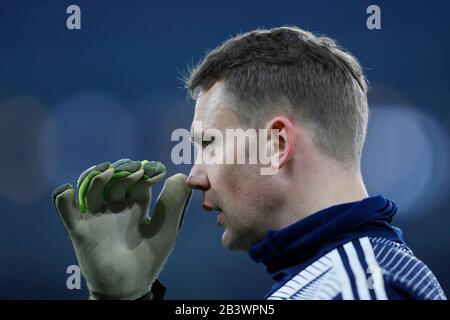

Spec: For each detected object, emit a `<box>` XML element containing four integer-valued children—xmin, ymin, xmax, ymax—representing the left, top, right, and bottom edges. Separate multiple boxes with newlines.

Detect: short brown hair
<box><xmin>185</xmin><ymin>26</ymin><xmax>369</xmax><ymax>169</ymax></box>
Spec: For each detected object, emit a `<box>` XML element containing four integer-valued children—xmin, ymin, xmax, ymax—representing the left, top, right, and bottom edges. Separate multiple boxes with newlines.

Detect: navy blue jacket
<box><xmin>248</xmin><ymin>195</ymin><xmax>447</xmax><ymax>300</ymax></box>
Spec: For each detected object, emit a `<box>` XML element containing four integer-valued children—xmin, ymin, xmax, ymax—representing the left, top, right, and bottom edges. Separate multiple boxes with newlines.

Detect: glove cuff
<box><xmin>88</xmin><ymin>279</ymin><xmax>166</xmax><ymax>300</ymax></box>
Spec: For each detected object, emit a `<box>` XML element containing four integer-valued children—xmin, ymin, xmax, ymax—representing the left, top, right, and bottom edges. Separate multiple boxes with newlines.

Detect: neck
<box><xmin>274</xmin><ymin>160</ymin><xmax>368</xmax><ymax>230</ymax></box>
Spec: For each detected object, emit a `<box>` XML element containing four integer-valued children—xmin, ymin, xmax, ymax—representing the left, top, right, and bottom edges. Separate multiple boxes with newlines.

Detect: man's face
<box><xmin>187</xmin><ymin>82</ymin><xmax>281</xmax><ymax>251</ymax></box>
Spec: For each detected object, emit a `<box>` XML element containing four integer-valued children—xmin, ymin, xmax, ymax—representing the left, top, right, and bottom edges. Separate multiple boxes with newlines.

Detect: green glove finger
<box><xmin>107</xmin><ymin>169</ymin><xmax>144</xmax><ymax>203</ymax></box>
<box><xmin>103</xmin><ymin>171</ymin><xmax>132</xmax><ymax>202</ymax></box>
<box><xmin>102</xmin><ymin>159</ymin><xmax>137</xmax><ymax>201</ymax></box>
<box><xmin>105</xmin><ymin>160</ymin><xmax>166</xmax><ymax>200</ymax></box>
<box><xmin>115</xmin><ymin>160</ymin><xmax>142</xmax><ymax>174</ymax></box>
<box><xmin>141</xmin><ymin>160</ymin><xmax>166</xmax><ymax>180</ymax></box>
<box><xmin>52</xmin><ymin>183</ymin><xmax>80</xmax><ymax>230</ymax></box>
<box><xmin>126</xmin><ymin>161</ymin><xmax>166</xmax><ymax>201</ymax></box>
<box><xmin>77</xmin><ymin>162</ymin><xmax>112</xmax><ymax>213</ymax></box>
<box><xmin>77</xmin><ymin>162</ymin><xmax>111</xmax><ymax>190</ymax></box>
<box><xmin>85</xmin><ymin>168</ymin><xmax>115</xmax><ymax>212</ymax></box>
<box><xmin>111</xmin><ymin>158</ymin><xmax>131</xmax><ymax>169</ymax></box>
<box><xmin>52</xmin><ymin>183</ymin><xmax>73</xmax><ymax>205</ymax></box>
<box><xmin>77</xmin><ymin>159</ymin><xmax>167</xmax><ymax>211</ymax></box>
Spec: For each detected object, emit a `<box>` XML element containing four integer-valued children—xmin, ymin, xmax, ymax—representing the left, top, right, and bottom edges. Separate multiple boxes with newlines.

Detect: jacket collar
<box><xmin>249</xmin><ymin>195</ymin><xmax>404</xmax><ymax>278</ymax></box>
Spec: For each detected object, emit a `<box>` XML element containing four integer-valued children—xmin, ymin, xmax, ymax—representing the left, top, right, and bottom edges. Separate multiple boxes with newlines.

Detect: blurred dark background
<box><xmin>0</xmin><ymin>0</ymin><xmax>449</xmax><ymax>299</ymax></box>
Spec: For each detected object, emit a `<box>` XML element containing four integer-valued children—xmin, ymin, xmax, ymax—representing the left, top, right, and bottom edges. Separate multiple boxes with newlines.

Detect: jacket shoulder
<box><xmin>368</xmin><ymin>237</ymin><xmax>446</xmax><ymax>300</ymax></box>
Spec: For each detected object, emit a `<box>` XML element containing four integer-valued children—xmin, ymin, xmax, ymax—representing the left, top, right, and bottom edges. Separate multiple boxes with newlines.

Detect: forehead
<box><xmin>192</xmin><ymin>82</ymin><xmax>240</xmax><ymax>130</ymax></box>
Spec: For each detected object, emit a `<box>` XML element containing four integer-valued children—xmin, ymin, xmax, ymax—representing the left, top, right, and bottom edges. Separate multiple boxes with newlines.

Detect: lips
<box><xmin>217</xmin><ymin>213</ymin><xmax>224</xmax><ymax>226</ymax></box>
<box><xmin>202</xmin><ymin>202</ymin><xmax>224</xmax><ymax>226</ymax></box>
<box><xmin>202</xmin><ymin>203</ymin><xmax>216</xmax><ymax>211</ymax></box>
<box><xmin>202</xmin><ymin>201</ymin><xmax>222</xmax><ymax>212</ymax></box>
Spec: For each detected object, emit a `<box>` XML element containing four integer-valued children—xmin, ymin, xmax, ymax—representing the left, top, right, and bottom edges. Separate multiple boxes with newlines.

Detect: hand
<box><xmin>52</xmin><ymin>159</ymin><xmax>191</xmax><ymax>299</ymax></box>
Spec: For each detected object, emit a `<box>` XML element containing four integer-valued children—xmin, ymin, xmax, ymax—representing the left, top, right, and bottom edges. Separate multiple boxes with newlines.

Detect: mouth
<box><xmin>202</xmin><ymin>203</ymin><xmax>224</xmax><ymax>226</ymax></box>
<box><xmin>216</xmin><ymin>212</ymin><xmax>224</xmax><ymax>226</ymax></box>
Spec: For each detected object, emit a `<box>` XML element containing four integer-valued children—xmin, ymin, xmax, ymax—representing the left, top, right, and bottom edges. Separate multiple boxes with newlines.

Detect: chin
<box><xmin>221</xmin><ymin>229</ymin><xmax>249</xmax><ymax>251</ymax></box>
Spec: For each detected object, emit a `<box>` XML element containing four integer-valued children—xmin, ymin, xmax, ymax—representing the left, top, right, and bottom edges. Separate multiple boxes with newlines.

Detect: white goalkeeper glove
<box><xmin>52</xmin><ymin>159</ymin><xmax>191</xmax><ymax>300</ymax></box>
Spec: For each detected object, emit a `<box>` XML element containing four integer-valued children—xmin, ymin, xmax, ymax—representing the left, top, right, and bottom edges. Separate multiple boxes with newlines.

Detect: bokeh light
<box><xmin>0</xmin><ymin>96</ymin><xmax>56</xmax><ymax>204</ymax></box>
<box><xmin>362</xmin><ymin>104</ymin><xmax>449</xmax><ymax>218</ymax></box>
<box><xmin>47</xmin><ymin>92</ymin><xmax>139</xmax><ymax>185</ymax></box>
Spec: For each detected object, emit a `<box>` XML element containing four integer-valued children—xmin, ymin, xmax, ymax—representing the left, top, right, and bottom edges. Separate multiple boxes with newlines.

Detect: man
<box><xmin>53</xmin><ymin>26</ymin><xmax>446</xmax><ymax>300</ymax></box>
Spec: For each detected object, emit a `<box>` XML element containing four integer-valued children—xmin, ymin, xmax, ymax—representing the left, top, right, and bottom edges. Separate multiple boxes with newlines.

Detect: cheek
<box><xmin>207</xmin><ymin>146</ymin><xmax>273</xmax><ymax>215</ymax></box>
<box><xmin>216</xmin><ymin>165</ymin><xmax>243</xmax><ymax>199</ymax></box>
<box><xmin>218</xmin><ymin>165</ymin><xmax>266</xmax><ymax>209</ymax></box>
<box><xmin>234</xmin><ymin>173</ymin><xmax>278</xmax><ymax>225</ymax></box>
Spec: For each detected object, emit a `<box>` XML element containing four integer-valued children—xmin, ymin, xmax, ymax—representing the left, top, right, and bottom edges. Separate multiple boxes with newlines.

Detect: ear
<box><xmin>265</xmin><ymin>116</ymin><xmax>295</xmax><ymax>170</ymax></box>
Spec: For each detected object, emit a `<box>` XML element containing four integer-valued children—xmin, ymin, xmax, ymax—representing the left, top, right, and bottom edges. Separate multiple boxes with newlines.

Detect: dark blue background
<box><xmin>0</xmin><ymin>0</ymin><xmax>449</xmax><ymax>299</ymax></box>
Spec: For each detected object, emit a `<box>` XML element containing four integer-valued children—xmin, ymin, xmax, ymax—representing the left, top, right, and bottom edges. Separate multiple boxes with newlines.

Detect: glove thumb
<box><xmin>142</xmin><ymin>173</ymin><xmax>191</xmax><ymax>247</ymax></box>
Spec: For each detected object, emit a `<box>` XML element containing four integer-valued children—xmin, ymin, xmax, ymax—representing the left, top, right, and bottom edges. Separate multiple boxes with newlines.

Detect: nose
<box><xmin>187</xmin><ymin>164</ymin><xmax>210</xmax><ymax>190</ymax></box>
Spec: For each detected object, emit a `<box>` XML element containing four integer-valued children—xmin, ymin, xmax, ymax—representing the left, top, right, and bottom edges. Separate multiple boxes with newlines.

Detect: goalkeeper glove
<box><xmin>52</xmin><ymin>159</ymin><xmax>191</xmax><ymax>299</ymax></box>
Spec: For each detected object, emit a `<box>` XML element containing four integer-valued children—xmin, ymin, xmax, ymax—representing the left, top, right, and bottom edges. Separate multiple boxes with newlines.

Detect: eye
<box><xmin>202</xmin><ymin>136</ymin><xmax>215</xmax><ymax>149</ymax></box>
<box><xmin>202</xmin><ymin>141</ymin><xmax>210</xmax><ymax>148</ymax></box>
